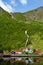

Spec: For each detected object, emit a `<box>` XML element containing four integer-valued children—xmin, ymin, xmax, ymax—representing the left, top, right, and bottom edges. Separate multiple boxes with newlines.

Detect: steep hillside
<box><xmin>12</xmin><ymin>6</ymin><xmax>43</xmax><ymax>21</ymax></box>
<box><xmin>0</xmin><ymin>7</ymin><xmax>43</xmax><ymax>51</ymax></box>
<box><xmin>24</xmin><ymin>6</ymin><xmax>43</xmax><ymax>21</ymax></box>
<box><xmin>0</xmin><ymin>7</ymin><xmax>13</xmax><ymax>22</ymax></box>
<box><xmin>11</xmin><ymin>12</ymin><xmax>26</xmax><ymax>22</ymax></box>
<box><xmin>0</xmin><ymin>7</ymin><xmax>26</xmax><ymax>50</ymax></box>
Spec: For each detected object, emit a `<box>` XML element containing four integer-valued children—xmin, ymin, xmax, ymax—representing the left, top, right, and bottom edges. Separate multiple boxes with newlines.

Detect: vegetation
<box><xmin>12</xmin><ymin>12</ymin><xmax>26</xmax><ymax>22</ymax></box>
<box><xmin>0</xmin><ymin>61</ymin><xmax>43</xmax><ymax>65</ymax></box>
<box><xmin>0</xmin><ymin>7</ymin><xmax>43</xmax><ymax>52</ymax></box>
<box><xmin>12</xmin><ymin>6</ymin><xmax>43</xmax><ymax>21</ymax></box>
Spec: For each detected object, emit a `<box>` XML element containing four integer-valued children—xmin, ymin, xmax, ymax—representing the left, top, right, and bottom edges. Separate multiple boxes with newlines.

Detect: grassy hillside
<box><xmin>12</xmin><ymin>6</ymin><xmax>43</xmax><ymax>21</ymax></box>
<box><xmin>0</xmin><ymin>7</ymin><xmax>43</xmax><ymax>51</ymax></box>
<box><xmin>11</xmin><ymin>12</ymin><xmax>26</xmax><ymax>22</ymax></box>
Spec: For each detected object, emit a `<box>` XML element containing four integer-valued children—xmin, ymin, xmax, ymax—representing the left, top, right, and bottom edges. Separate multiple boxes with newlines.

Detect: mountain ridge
<box><xmin>9</xmin><ymin>6</ymin><xmax>43</xmax><ymax>21</ymax></box>
<box><xmin>0</xmin><ymin>6</ymin><xmax>43</xmax><ymax>21</ymax></box>
<box><xmin>0</xmin><ymin>6</ymin><xmax>43</xmax><ymax>50</ymax></box>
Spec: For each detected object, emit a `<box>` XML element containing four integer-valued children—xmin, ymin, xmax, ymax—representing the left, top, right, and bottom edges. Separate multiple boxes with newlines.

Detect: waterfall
<box><xmin>25</xmin><ymin>30</ymin><xmax>29</xmax><ymax>46</ymax></box>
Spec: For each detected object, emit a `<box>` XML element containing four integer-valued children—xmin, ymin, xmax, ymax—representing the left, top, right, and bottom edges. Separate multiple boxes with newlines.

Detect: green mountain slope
<box><xmin>0</xmin><ymin>7</ymin><xmax>43</xmax><ymax>51</ymax></box>
<box><xmin>12</xmin><ymin>6</ymin><xmax>43</xmax><ymax>21</ymax></box>
<box><xmin>11</xmin><ymin>12</ymin><xmax>26</xmax><ymax>22</ymax></box>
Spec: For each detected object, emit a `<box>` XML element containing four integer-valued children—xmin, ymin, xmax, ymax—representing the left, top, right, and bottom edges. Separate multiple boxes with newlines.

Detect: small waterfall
<box><xmin>25</xmin><ymin>30</ymin><xmax>29</xmax><ymax>46</ymax></box>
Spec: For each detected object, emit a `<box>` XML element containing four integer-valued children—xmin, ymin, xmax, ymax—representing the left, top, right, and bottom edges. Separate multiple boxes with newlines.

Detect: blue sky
<box><xmin>0</xmin><ymin>0</ymin><xmax>43</xmax><ymax>12</ymax></box>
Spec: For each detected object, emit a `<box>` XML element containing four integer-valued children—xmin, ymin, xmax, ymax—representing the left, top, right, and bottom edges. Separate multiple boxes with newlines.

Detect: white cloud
<box><xmin>0</xmin><ymin>0</ymin><xmax>13</xmax><ymax>12</ymax></box>
<box><xmin>10</xmin><ymin>0</ymin><xmax>15</xmax><ymax>4</ymax></box>
<box><xmin>20</xmin><ymin>0</ymin><xmax>27</xmax><ymax>5</ymax></box>
<box><xmin>10</xmin><ymin>0</ymin><xmax>17</xmax><ymax>7</ymax></box>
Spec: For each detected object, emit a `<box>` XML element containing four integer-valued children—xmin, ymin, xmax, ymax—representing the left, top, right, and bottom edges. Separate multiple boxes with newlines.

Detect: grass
<box><xmin>0</xmin><ymin>8</ymin><xmax>43</xmax><ymax>52</ymax></box>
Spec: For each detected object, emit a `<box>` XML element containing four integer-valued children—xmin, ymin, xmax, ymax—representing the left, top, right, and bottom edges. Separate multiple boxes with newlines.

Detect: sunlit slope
<box><xmin>12</xmin><ymin>6</ymin><xmax>43</xmax><ymax>21</ymax></box>
<box><xmin>0</xmin><ymin>7</ymin><xmax>43</xmax><ymax>51</ymax></box>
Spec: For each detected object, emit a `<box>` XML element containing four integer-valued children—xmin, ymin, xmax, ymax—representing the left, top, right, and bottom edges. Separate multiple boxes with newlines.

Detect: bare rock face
<box><xmin>0</xmin><ymin>7</ymin><xmax>3</xmax><ymax>13</ymax></box>
<box><xmin>24</xmin><ymin>6</ymin><xmax>43</xmax><ymax>21</ymax></box>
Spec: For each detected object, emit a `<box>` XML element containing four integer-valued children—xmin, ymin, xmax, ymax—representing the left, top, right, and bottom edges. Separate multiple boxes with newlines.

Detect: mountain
<box><xmin>0</xmin><ymin>7</ymin><xmax>43</xmax><ymax>51</ymax></box>
<box><xmin>12</xmin><ymin>6</ymin><xmax>43</xmax><ymax>21</ymax></box>
<box><xmin>11</xmin><ymin>12</ymin><xmax>26</xmax><ymax>22</ymax></box>
<box><xmin>24</xmin><ymin>6</ymin><xmax>43</xmax><ymax>21</ymax></box>
<box><xmin>0</xmin><ymin>7</ymin><xmax>13</xmax><ymax>23</ymax></box>
<box><xmin>0</xmin><ymin>7</ymin><xmax>26</xmax><ymax>50</ymax></box>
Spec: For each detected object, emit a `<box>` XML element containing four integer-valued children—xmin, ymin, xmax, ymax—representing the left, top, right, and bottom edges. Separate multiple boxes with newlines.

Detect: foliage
<box><xmin>0</xmin><ymin>7</ymin><xmax>43</xmax><ymax>51</ymax></box>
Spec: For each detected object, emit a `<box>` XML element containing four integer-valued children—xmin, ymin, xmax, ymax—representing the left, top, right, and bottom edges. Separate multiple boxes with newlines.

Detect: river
<box><xmin>0</xmin><ymin>56</ymin><xmax>43</xmax><ymax>65</ymax></box>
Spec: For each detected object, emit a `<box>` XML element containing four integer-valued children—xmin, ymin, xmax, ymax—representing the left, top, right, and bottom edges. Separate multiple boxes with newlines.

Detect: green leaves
<box><xmin>0</xmin><ymin>7</ymin><xmax>43</xmax><ymax>50</ymax></box>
